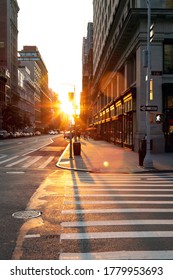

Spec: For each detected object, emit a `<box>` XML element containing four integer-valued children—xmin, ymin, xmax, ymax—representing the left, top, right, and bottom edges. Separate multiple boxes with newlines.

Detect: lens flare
<box><xmin>103</xmin><ymin>161</ymin><xmax>109</xmax><ymax>167</ymax></box>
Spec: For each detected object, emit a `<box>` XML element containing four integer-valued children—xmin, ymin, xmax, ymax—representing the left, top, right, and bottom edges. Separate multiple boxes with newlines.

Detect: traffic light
<box><xmin>68</xmin><ymin>92</ymin><xmax>74</xmax><ymax>102</ymax></box>
<box><xmin>155</xmin><ymin>113</ymin><xmax>164</xmax><ymax>123</ymax></box>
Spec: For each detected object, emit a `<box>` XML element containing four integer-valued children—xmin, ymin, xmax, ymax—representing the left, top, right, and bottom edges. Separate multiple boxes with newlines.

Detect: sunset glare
<box><xmin>17</xmin><ymin>0</ymin><xmax>93</xmax><ymax>107</ymax></box>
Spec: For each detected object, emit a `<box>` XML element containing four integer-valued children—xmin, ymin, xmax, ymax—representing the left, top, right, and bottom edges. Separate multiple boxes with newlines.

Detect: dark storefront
<box><xmin>163</xmin><ymin>83</ymin><xmax>173</xmax><ymax>152</ymax></box>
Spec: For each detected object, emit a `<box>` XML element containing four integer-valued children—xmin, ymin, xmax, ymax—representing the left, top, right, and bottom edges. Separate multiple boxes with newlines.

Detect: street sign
<box><xmin>140</xmin><ymin>105</ymin><xmax>158</xmax><ymax>111</ymax></box>
<box><xmin>155</xmin><ymin>113</ymin><xmax>164</xmax><ymax>123</ymax></box>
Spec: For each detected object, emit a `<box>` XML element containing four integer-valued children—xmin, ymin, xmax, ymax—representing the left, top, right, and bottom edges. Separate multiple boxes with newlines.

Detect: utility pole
<box><xmin>69</xmin><ymin>119</ymin><xmax>73</xmax><ymax>158</ymax></box>
<box><xmin>67</xmin><ymin>85</ymin><xmax>76</xmax><ymax>158</ymax></box>
<box><xmin>73</xmin><ymin>85</ymin><xmax>78</xmax><ymax>142</ymax></box>
<box><xmin>143</xmin><ymin>0</ymin><xmax>153</xmax><ymax>169</ymax></box>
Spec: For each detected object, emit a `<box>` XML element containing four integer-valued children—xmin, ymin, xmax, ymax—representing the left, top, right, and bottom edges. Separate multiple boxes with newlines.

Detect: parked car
<box><xmin>0</xmin><ymin>130</ymin><xmax>8</xmax><ymax>139</ymax></box>
<box><xmin>13</xmin><ymin>131</ymin><xmax>21</xmax><ymax>138</ymax></box>
<box><xmin>49</xmin><ymin>130</ymin><xmax>56</xmax><ymax>135</ymax></box>
<box><xmin>35</xmin><ymin>131</ymin><xmax>41</xmax><ymax>136</ymax></box>
<box><xmin>49</xmin><ymin>130</ymin><xmax>59</xmax><ymax>135</ymax></box>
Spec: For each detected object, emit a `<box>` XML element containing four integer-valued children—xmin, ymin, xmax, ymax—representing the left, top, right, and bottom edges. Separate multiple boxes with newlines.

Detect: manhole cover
<box><xmin>12</xmin><ymin>210</ymin><xmax>42</xmax><ymax>219</ymax></box>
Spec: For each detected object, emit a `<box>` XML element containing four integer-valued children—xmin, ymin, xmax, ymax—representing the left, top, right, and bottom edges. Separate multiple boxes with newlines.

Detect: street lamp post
<box><xmin>58</xmin><ymin>83</ymin><xmax>78</xmax><ymax>158</ymax></box>
<box><xmin>143</xmin><ymin>0</ymin><xmax>153</xmax><ymax>169</ymax></box>
<box><xmin>69</xmin><ymin>118</ymin><xmax>73</xmax><ymax>158</ymax></box>
<box><xmin>67</xmin><ymin>84</ymin><xmax>76</xmax><ymax>158</ymax></box>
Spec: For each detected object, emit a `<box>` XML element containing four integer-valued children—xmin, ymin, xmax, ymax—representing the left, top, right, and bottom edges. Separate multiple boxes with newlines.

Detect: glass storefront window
<box><xmin>110</xmin><ymin>105</ymin><xmax>115</xmax><ymax>117</ymax></box>
<box><xmin>116</xmin><ymin>103</ymin><xmax>122</xmax><ymax>115</ymax></box>
<box><xmin>167</xmin><ymin>96</ymin><xmax>173</xmax><ymax>108</ymax></box>
<box><xmin>169</xmin><ymin>125</ymin><xmax>173</xmax><ymax>134</ymax></box>
<box><xmin>124</xmin><ymin>99</ymin><xmax>132</xmax><ymax>112</ymax></box>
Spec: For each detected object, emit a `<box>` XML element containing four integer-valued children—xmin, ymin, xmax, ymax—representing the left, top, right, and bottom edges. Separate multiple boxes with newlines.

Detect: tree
<box><xmin>2</xmin><ymin>105</ymin><xmax>23</xmax><ymax>131</ymax></box>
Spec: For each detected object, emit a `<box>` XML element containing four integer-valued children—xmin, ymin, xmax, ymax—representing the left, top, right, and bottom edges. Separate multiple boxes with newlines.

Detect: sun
<box><xmin>60</xmin><ymin>98</ymin><xmax>74</xmax><ymax>115</ymax></box>
<box><xmin>56</xmin><ymin>84</ymin><xmax>80</xmax><ymax>116</ymax></box>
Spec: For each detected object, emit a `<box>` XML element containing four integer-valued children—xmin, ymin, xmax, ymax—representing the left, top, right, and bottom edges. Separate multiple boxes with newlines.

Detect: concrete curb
<box><xmin>56</xmin><ymin>143</ymin><xmax>92</xmax><ymax>172</ymax></box>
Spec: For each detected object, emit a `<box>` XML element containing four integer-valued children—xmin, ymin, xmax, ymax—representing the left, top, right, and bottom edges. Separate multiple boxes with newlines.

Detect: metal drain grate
<box><xmin>12</xmin><ymin>210</ymin><xmax>42</xmax><ymax>219</ymax></box>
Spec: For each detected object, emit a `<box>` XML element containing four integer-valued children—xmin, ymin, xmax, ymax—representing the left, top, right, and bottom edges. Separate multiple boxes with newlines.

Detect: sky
<box><xmin>17</xmin><ymin>0</ymin><xmax>93</xmax><ymax>102</ymax></box>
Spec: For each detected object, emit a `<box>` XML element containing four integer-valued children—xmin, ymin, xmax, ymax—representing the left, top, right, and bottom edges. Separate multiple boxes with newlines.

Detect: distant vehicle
<box><xmin>64</xmin><ymin>131</ymin><xmax>74</xmax><ymax>139</ymax></box>
<box><xmin>13</xmin><ymin>131</ymin><xmax>21</xmax><ymax>138</ymax></box>
<box><xmin>49</xmin><ymin>130</ymin><xmax>60</xmax><ymax>135</ymax></box>
<box><xmin>64</xmin><ymin>131</ymin><xmax>71</xmax><ymax>139</ymax></box>
<box><xmin>35</xmin><ymin>131</ymin><xmax>41</xmax><ymax>136</ymax></box>
<box><xmin>0</xmin><ymin>130</ymin><xmax>8</xmax><ymax>139</ymax></box>
<box><xmin>49</xmin><ymin>130</ymin><xmax>56</xmax><ymax>135</ymax></box>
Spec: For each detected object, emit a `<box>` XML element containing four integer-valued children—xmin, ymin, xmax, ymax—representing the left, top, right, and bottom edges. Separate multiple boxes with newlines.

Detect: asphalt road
<box><xmin>1</xmin><ymin>136</ymin><xmax>173</xmax><ymax>260</ymax></box>
<box><xmin>10</xmin><ymin>171</ymin><xmax>173</xmax><ymax>260</ymax></box>
<box><xmin>0</xmin><ymin>134</ymin><xmax>67</xmax><ymax>260</ymax></box>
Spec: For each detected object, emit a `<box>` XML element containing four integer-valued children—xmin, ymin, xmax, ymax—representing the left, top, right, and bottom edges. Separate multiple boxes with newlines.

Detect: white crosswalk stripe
<box><xmin>60</xmin><ymin>172</ymin><xmax>173</xmax><ymax>260</ymax></box>
<box><xmin>38</xmin><ymin>156</ymin><xmax>54</xmax><ymax>169</ymax></box>
<box><xmin>0</xmin><ymin>155</ymin><xmax>19</xmax><ymax>164</ymax></box>
<box><xmin>22</xmin><ymin>156</ymin><xmax>43</xmax><ymax>168</ymax></box>
<box><xmin>5</xmin><ymin>156</ymin><xmax>31</xmax><ymax>167</ymax></box>
<box><xmin>0</xmin><ymin>154</ymin><xmax>55</xmax><ymax>169</ymax></box>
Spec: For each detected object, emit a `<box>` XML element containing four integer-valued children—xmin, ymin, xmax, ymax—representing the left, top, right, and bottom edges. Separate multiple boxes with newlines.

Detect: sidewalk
<box><xmin>56</xmin><ymin>138</ymin><xmax>173</xmax><ymax>173</ymax></box>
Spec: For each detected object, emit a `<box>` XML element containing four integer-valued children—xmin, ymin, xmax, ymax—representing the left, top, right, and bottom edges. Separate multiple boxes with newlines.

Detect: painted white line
<box><xmin>59</xmin><ymin>250</ymin><xmax>173</xmax><ymax>260</ymax></box>
<box><xmin>0</xmin><ymin>155</ymin><xmax>19</xmax><ymax>164</ymax></box>
<box><xmin>65</xmin><ymin>183</ymin><xmax>173</xmax><ymax>187</ymax></box>
<box><xmin>22</xmin><ymin>139</ymin><xmax>54</xmax><ymax>156</ymax></box>
<box><xmin>69</xmin><ymin>174</ymin><xmax>173</xmax><ymax>179</ymax></box>
<box><xmin>22</xmin><ymin>149</ymin><xmax>39</xmax><ymax>156</ymax></box>
<box><xmin>38</xmin><ymin>156</ymin><xmax>54</xmax><ymax>168</ymax></box>
<box><xmin>22</xmin><ymin>156</ymin><xmax>42</xmax><ymax>168</ymax></box>
<box><xmin>62</xmin><ymin>208</ymin><xmax>173</xmax><ymax>214</ymax></box>
<box><xmin>61</xmin><ymin>219</ymin><xmax>173</xmax><ymax>227</ymax></box>
<box><xmin>66</xmin><ymin>178</ymin><xmax>173</xmax><ymax>182</ymax></box>
<box><xmin>6</xmin><ymin>171</ymin><xmax>25</xmax><ymax>174</ymax></box>
<box><xmin>0</xmin><ymin>154</ymin><xmax>6</xmax><ymax>159</ymax></box>
<box><xmin>64</xmin><ymin>200</ymin><xmax>173</xmax><ymax>205</ymax></box>
<box><xmin>65</xmin><ymin>188</ymin><xmax>173</xmax><ymax>192</ymax></box>
<box><xmin>65</xmin><ymin>194</ymin><xmax>173</xmax><ymax>197</ymax></box>
<box><xmin>60</xmin><ymin>231</ymin><xmax>173</xmax><ymax>240</ymax></box>
<box><xmin>5</xmin><ymin>156</ymin><xmax>31</xmax><ymax>167</ymax></box>
<box><xmin>25</xmin><ymin>234</ymin><xmax>41</xmax><ymax>238</ymax></box>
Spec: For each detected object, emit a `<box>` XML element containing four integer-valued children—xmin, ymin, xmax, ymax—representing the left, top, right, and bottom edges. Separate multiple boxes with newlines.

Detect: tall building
<box><xmin>18</xmin><ymin>65</ymin><xmax>35</xmax><ymax>128</ymax></box>
<box><xmin>18</xmin><ymin>46</ymin><xmax>52</xmax><ymax>129</ymax></box>
<box><xmin>0</xmin><ymin>0</ymin><xmax>19</xmax><ymax>104</ymax></box>
<box><xmin>0</xmin><ymin>67</ymin><xmax>7</xmax><ymax>129</ymax></box>
<box><xmin>0</xmin><ymin>2</ymin><xmax>54</xmax><ymax>132</ymax></box>
<box><xmin>91</xmin><ymin>0</ymin><xmax>173</xmax><ymax>152</ymax></box>
<box><xmin>81</xmin><ymin>22</ymin><xmax>93</xmax><ymax>128</ymax></box>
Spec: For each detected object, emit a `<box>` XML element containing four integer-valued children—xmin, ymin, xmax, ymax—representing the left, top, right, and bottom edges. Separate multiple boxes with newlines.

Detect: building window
<box><xmin>163</xmin><ymin>41</ymin><xmax>173</xmax><ymax>74</ymax></box>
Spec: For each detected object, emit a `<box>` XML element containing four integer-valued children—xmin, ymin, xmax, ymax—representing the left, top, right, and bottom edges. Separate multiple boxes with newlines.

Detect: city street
<box><xmin>1</xmin><ymin>136</ymin><xmax>173</xmax><ymax>260</ymax></box>
<box><xmin>10</xmin><ymin>169</ymin><xmax>173</xmax><ymax>260</ymax></box>
<box><xmin>0</xmin><ymin>134</ymin><xmax>67</xmax><ymax>259</ymax></box>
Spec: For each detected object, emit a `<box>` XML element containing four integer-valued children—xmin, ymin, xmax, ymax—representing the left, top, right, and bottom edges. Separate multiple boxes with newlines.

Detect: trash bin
<box><xmin>138</xmin><ymin>139</ymin><xmax>146</xmax><ymax>166</ymax></box>
<box><xmin>73</xmin><ymin>142</ymin><xmax>81</xmax><ymax>156</ymax></box>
